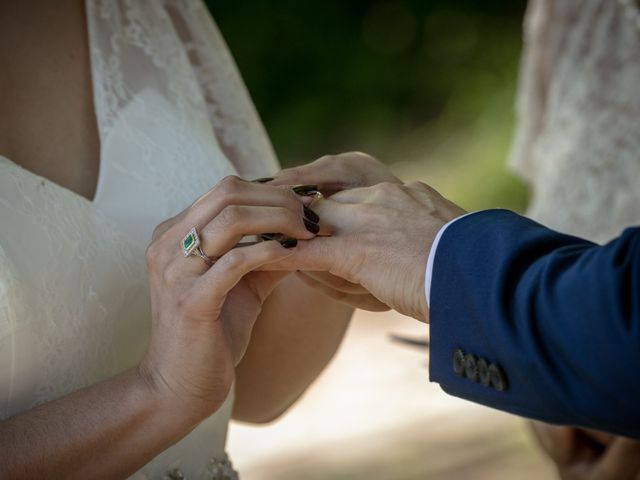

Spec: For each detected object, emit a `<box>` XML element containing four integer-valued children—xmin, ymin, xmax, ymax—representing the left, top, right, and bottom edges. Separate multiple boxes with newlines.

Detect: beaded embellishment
<box><xmin>165</xmin><ymin>454</ymin><xmax>239</xmax><ymax>480</ymax></box>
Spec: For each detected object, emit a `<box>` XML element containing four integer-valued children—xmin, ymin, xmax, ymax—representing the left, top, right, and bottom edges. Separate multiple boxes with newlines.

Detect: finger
<box><xmin>328</xmin><ymin>181</ymin><xmax>414</xmax><ymax>208</ymax></box>
<box><xmin>180</xmin><ymin>175</ymin><xmax>308</xmax><ymax>235</ymax></box>
<box><xmin>300</xmin><ymin>198</ymin><xmax>357</xmax><ymax>231</ymax></box>
<box><xmin>270</xmin><ymin>153</ymin><xmax>402</xmax><ymax>196</ymax></box>
<box><xmin>242</xmin><ymin>271</ymin><xmax>291</xmax><ymax>303</ymax></box>
<box><xmin>581</xmin><ymin>429</ymin><xmax>615</xmax><ymax>447</ymax></box>
<box><xmin>200</xmin><ymin>205</ymin><xmax>318</xmax><ymax>257</ymax></box>
<box><xmin>328</xmin><ymin>185</ymin><xmax>377</xmax><ymax>204</ymax></box>
<box><xmin>591</xmin><ymin>437</ymin><xmax>640</xmax><ymax>480</ymax></box>
<box><xmin>268</xmin><ymin>157</ymin><xmax>354</xmax><ymax>195</ymax></box>
<box><xmin>530</xmin><ymin>422</ymin><xmax>578</xmax><ymax>464</ymax></box>
<box><xmin>294</xmin><ymin>272</ymin><xmax>390</xmax><ymax>311</ymax></box>
<box><xmin>258</xmin><ymin>236</ymin><xmax>341</xmax><ymax>274</ymax></box>
<box><xmin>299</xmin><ymin>271</ymin><xmax>368</xmax><ymax>294</ymax></box>
<box><xmin>193</xmin><ymin>241</ymin><xmax>295</xmax><ymax>311</ymax></box>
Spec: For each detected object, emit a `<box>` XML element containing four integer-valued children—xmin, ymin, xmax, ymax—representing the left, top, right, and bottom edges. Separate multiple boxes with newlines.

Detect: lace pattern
<box><xmin>509</xmin><ymin>0</ymin><xmax>640</xmax><ymax>243</ymax></box>
<box><xmin>165</xmin><ymin>454</ymin><xmax>239</xmax><ymax>480</ymax></box>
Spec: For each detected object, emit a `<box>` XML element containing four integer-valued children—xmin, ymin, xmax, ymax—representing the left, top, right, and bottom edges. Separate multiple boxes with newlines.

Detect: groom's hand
<box><xmin>264</xmin><ymin>181</ymin><xmax>466</xmax><ymax>321</ymax></box>
<box><xmin>263</xmin><ymin>151</ymin><xmax>401</xmax><ymax>311</ymax></box>
<box><xmin>531</xmin><ymin>422</ymin><xmax>640</xmax><ymax>479</ymax></box>
<box><xmin>268</xmin><ymin>151</ymin><xmax>402</xmax><ymax>196</ymax></box>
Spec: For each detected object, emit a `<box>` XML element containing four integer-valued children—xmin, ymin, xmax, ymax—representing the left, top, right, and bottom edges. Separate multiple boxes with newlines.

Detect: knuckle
<box><xmin>146</xmin><ymin>240</ymin><xmax>161</xmax><ymax>262</ymax></box>
<box><xmin>221</xmin><ymin>249</ymin><xmax>246</xmax><ymax>271</ymax></box>
<box><xmin>214</xmin><ymin>175</ymin><xmax>243</xmax><ymax>198</ymax></box>
<box><xmin>279</xmin><ymin>185</ymin><xmax>305</xmax><ymax>208</ymax></box>
<box><xmin>316</xmin><ymin>154</ymin><xmax>336</xmax><ymax>164</ymax></box>
<box><xmin>371</xmin><ymin>181</ymin><xmax>399</xmax><ymax>198</ymax></box>
<box><xmin>377</xmin><ymin>181</ymin><xmax>397</xmax><ymax>191</ymax></box>
<box><xmin>347</xmin><ymin>151</ymin><xmax>376</xmax><ymax>165</ymax></box>
<box><xmin>217</xmin><ymin>204</ymin><xmax>245</xmax><ymax>229</ymax></box>
<box><xmin>151</xmin><ymin>219</ymin><xmax>171</xmax><ymax>241</ymax></box>
<box><xmin>145</xmin><ymin>241</ymin><xmax>165</xmax><ymax>272</ymax></box>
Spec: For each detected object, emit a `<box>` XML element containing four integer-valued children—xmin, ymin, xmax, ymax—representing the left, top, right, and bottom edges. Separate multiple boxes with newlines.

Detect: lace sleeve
<box><xmin>508</xmin><ymin>0</ymin><xmax>555</xmax><ymax>181</ymax></box>
<box><xmin>166</xmin><ymin>1</ymin><xmax>281</xmax><ymax>179</ymax></box>
<box><xmin>87</xmin><ymin>0</ymin><xmax>280</xmax><ymax>185</ymax></box>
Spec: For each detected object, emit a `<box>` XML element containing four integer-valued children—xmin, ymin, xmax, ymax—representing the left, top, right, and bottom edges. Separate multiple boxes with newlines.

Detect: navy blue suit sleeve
<box><xmin>429</xmin><ymin>209</ymin><xmax>640</xmax><ymax>438</ymax></box>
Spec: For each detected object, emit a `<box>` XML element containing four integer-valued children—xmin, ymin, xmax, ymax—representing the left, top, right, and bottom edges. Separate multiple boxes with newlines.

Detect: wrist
<box><xmin>134</xmin><ymin>361</ymin><xmax>218</xmax><ymax>428</ymax></box>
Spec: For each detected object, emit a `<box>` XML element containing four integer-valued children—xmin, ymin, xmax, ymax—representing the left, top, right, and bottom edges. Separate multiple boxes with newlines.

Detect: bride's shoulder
<box><xmin>0</xmin><ymin>156</ymin><xmax>42</xmax><ymax>202</ymax></box>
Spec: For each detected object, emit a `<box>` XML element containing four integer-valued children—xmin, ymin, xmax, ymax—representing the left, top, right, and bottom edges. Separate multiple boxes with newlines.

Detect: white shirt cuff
<box><xmin>424</xmin><ymin>213</ymin><xmax>474</xmax><ymax>308</ymax></box>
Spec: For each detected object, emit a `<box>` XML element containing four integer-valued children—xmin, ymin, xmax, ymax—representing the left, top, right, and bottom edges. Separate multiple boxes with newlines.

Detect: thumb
<box><xmin>530</xmin><ymin>423</ymin><xmax>578</xmax><ymax>465</ymax></box>
<box><xmin>591</xmin><ymin>437</ymin><xmax>640</xmax><ymax>480</ymax></box>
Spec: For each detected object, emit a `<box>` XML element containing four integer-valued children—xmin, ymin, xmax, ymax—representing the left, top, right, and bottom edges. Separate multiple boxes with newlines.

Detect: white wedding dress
<box><xmin>0</xmin><ymin>1</ymin><xmax>279</xmax><ymax>478</ymax></box>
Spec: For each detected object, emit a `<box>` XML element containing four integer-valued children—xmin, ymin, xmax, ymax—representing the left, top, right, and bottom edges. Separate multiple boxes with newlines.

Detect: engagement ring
<box><xmin>181</xmin><ymin>227</ymin><xmax>215</xmax><ymax>266</ymax></box>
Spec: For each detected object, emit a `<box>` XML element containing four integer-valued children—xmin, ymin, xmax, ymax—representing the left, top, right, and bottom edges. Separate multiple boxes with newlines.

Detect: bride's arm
<box><xmin>233</xmin><ymin>274</ymin><xmax>354</xmax><ymax>423</ymax></box>
<box><xmin>0</xmin><ymin>177</ymin><xmax>308</xmax><ymax>478</ymax></box>
<box><xmin>0</xmin><ymin>368</ymin><xmax>199</xmax><ymax>478</ymax></box>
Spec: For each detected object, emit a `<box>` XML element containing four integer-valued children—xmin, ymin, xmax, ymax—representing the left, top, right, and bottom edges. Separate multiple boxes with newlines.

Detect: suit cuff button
<box><xmin>477</xmin><ymin>358</ymin><xmax>490</xmax><ymax>386</ymax></box>
<box><xmin>489</xmin><ymin>363</ymin><xmax>508</xmax><ymax>392</ymax></box>
<box><xmin>464</xmin><ymin>354</ymin><xmax>479</xmax><ymax>382</ymax></box>
<box><xmin>452</xmin><ymin>349</ymin><xmax>466</xmax><ymax>376</ymax></box>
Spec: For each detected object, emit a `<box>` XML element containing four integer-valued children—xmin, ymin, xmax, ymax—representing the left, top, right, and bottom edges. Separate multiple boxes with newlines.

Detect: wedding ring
<box><xmin>181</xmin><ymin>227</ymin><xmax>215</xmax><ymax>266</ymax></box>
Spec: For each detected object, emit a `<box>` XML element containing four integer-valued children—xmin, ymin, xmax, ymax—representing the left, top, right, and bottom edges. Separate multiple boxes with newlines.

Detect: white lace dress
<box><xmin>510</xmin><ymin>0</ymin><xmax>640</xmax><ymax>244</ymax></box>
<box><xmin>0</xmin><ymin>1</ymin><xmax>279</xmax><ymax>478</ymax></box>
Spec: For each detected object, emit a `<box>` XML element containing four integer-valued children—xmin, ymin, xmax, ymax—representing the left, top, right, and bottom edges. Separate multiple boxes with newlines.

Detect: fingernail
<box><xmin>292</xmin><ymin>184</ymin><xmax>319</xmax><ymax>196</ymax></box>
<box><xmin>303</xmin><ymin>218</ymin><xmax>320</xmax><ymax>234</ymax></box>
<box><xmin>304</xmin><ymin>206</ymin><xmax>320</xmax><ymax>223</ymax></box>
<box><xmin>252</xmin><ymin>177</ymin><xmax>274</xmax><ymax>183</ymax></box>
<box><xmin>260</xmin><ymin>233</ymin><xmax>280</xmax><ymax>241</ymax></box>
<box><xmin>260</xmin><ymin>233</ymin><xmax>298</xmax><ymax>248</ymax></box>
<box><xmin>280</xmin><ymin>237</ymin><xmax>298</xmax><ymax>249</ymax></box>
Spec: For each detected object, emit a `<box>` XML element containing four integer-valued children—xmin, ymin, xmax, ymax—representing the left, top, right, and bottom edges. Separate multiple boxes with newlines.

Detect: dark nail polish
<box><xmin>260</xmin><ymin>233</ymin><xmax>280</xmax><ymax>241</ymax></box>
<box><xmin>252</xmin><ymin>177</ymin><xmax>274</xmax><ymax>183</ymax></box>
<box><xmin>292</xmin><ymin>184</ymin><xmax>319</xmax><ymax>196</ymax></box>
<box><xmin>304</xmin><ymin>206</ymin><xmax>320</xmax><ymax>223</ymax></box>
<box><xmin>304</xmin><ymin>218</ymin><xmax>320</xmax><ymax>234</ymax></box>
<box><xmin>261</xmin><ymin>233</ymin><xmax>297</xmax><ymax>248</ymax></box>
<box><xmin>280</xmin><ymin>237</ymin><xmax>298</xmax><ymax>249</ymax></box>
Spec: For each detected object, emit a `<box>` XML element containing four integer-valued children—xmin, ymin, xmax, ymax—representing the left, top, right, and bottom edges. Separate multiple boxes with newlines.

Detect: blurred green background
<box><xmin>207</xmin><ymin>0</ymin><xmax>529</xmax><ymax>213</ymax></box>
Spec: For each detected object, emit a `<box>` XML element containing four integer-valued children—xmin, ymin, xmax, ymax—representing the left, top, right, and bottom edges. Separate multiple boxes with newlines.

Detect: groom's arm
<box><xmin>428</xmin><ymin>209</ymin><xmax>640</xmax><ymax>439</ymax></box>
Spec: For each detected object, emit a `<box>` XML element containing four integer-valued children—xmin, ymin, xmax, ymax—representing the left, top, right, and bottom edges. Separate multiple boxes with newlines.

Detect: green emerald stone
<box><xmin>183</xmin><ymin>234</ymin><xmax>195</xmax><ymax>250</ymax></box>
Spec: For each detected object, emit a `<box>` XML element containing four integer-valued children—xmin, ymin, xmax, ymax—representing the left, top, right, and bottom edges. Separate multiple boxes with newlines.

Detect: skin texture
<box><xmin>0</xmin><ymin>0</ymin><xmax>100</xmax><ymax>201</ymax></box>
<box><xmin>265</xmin><ymin>169</ymin><xmax>467</xmax><ymax>321</ymax></box>
<box><xmin>531</xmin><ymin>422</ymin><xmax>640</xmax><ymax>480</ymax></box>
<box><xmin>269</xmin><ymin>152</ymin><xmax>402</xmax><ymax>312</ymax></box>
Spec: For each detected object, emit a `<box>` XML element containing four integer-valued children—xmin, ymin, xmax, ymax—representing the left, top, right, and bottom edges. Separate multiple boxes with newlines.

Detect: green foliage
<box><xmin>208</xmin><ymin>0</ymin><xmax>529</xmax><ymax>212</ymax></box>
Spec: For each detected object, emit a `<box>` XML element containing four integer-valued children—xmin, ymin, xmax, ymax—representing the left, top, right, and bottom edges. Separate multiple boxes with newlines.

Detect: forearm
<box><xmin>233</xmin><ymin>274</ymin><xmax>353</xmax><ymax>423</ymax></box>
<box><xmin>429</xmin><ymin>210</ymin><xmax>640</xmax><ymax>436</ymax></box>
<box><xmin>0</xmin><ymin>367</ymin><xmax>200</xmax><ymax>479</ymax></box>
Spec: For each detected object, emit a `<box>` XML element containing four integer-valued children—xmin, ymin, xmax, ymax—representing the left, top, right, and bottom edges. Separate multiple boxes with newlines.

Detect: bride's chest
<box><xmin>0</xmin><ymin>93</ymin><xmax>236</xmax><ymax>415</ymax></box>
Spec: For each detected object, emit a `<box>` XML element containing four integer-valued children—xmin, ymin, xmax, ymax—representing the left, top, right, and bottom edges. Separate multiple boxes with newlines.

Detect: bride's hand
<box><xmin>265</xmin><ymin>151</ymin><xmax>401</xmax><ymax>311</ymax></box>
<box><xmin>265</xmin><ymin>181</ymin><xmax>466</xmax><ymax>322</ymax></box>
<box><xmin>140</xmin><ymin>176</ymin><xmax>318</xmax><ymax>419</ymax></box>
